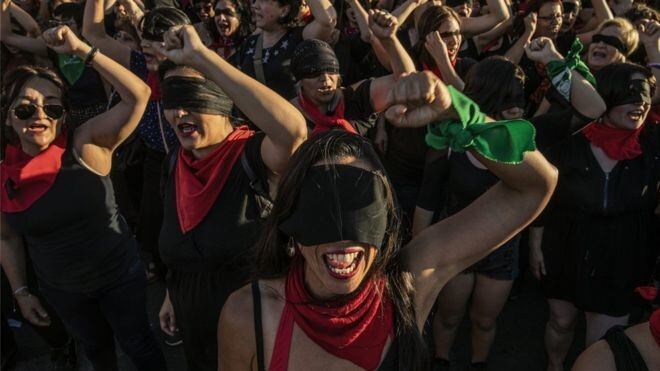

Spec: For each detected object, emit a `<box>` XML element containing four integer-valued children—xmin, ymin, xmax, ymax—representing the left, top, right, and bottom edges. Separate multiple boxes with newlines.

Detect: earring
<box><xmin>286</xmin><ymin>237</ymin><xmax>296</xmax><ymax>257</ymax></box>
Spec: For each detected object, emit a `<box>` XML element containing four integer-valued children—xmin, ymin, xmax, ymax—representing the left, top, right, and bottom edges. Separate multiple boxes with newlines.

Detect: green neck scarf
<box><xmin>546</xmin><ymin>39</ymin><xmax>596</xmax><ymax>101</ymax></box>
<box><xmin>425</xmin><ymin>86</ymin><xmax>537</xmax><ymax>164</ymax></box>
<box><xmin>57</xmin><ymin>53</ymin><xmax>85</xmax><ymax>85</ymax></box>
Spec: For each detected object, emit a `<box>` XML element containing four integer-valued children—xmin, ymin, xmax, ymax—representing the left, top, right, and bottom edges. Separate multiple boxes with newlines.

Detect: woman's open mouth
<box><xmin>27</xmin><ymin>123</ymin><xmax>48</xmax><ymax>134</ymax></box>
<box><xmin>177</xmin><ymin>122</ymin><xmax>199</xmax><ymax>138</ymax></box>
<box><xmin>627</xmin><ymin>109</ymin><xmax>644</xmax><ymax>122</ymax></box>
<box><xmin>323</xmin><ymin>250</ymin><xmax>364</xmax><ymax>280</ymax></box>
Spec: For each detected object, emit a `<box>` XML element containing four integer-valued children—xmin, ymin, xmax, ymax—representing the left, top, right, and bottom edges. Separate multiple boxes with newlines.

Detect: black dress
<box><xmin>159</xmin><ymin>133</ymin><xmax>270</xmax><ymax>371</ymax></box>
<box><xmin>538</xmin><ymin>123</ymin><xmax>660</xmax><ymax>316</ymax></box>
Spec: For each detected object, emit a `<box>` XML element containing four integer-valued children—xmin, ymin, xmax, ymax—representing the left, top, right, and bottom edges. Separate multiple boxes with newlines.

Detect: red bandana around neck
<box><xmin>146</xmin><ymin>70</ymin><xmax>162</xmax><ymax>101</ymax></box>
<box><xmin>582</xmin><ymin>120</ymin><xmax>644</xmax><ymax>160</ymax></box>
<box><xmin>1</xmin><ymin>132</ymin><xmax>67</xmax><ymax>213</ymax></box>
<box><xmin>423</xmin><ymin>57</ymin><xmax>457</xmax><ymax>83</ymax></box>
<box><xmin>175</xmin><ymin>126</ymin><xmax>254</xmax><ymax>233</ymax></box>
<box><xmin>269</xmin><ymin>257</ymin><xmax>394</xmax><ymax>371</ymax></box>
<box><xmin>651</xmin><ymin>309</ymin><xmax>660</xmax><ymax>347</ymax></box>
<box><xmin>298</xmin><ymin>91</ymin><xmax>358</xmax><ymax>136</ymax></box>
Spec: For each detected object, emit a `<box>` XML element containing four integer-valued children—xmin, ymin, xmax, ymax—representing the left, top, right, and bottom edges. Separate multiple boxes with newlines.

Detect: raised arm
<box><xmin>576</xmin><ymin>0</ymin><xmax>613</xmax><ymax>44</ymax></box>
<box><xmin>392</xmin><ymin>0</ymin><xmax>426</xmax><ymax>26</ymax></box>
<box><xmin>383</xmin><ymin>72</ymin><xmax>557</xmax><ymax>329</ymax></box>
<box><xmin>82</xmin><ymin>0</ymin><xmax>132</xmax><ymax>68</ymax></box>
<box><xmin>158</xmin><ymin>25</ymin><xmax>307</xmax><ymax>175</ymax></box>
<box><xmin>0</xmin><ymin>0</ymin><xmax>47</xmax><ymax>56</ymax></box>
<box><xmin>505</xmin><ymin>12</ymin><xmax>535</xmax><ymax>64</ymax></box>
<box><xmin>8</xmin><ymin>2</ymin><xmax>40</xmax><ymax>36</ymax></box>
<box><xmin>425</xmin><ymin>31</ymin><xmax>465</xmax><ymax>90</ymax></box>
<box><xmin>638</xmin><ymin>20</ymin><xmax>660</xmax><ymax>104</ymax></box>
<box><xmin>42</xmin><ymin>26</ymin><xmax>150</xmax><ymax>175</ymax></box>
<box><xmin>346</xmin><ymin>0</ymin><xmax>372</xmax><ymax>42</ymax></box>
<box><xmin>302</xmin><ymin>0</ymin><xmax>337</xmax><ymax>42</ymax></box>
<box><xmin>525</xmin><ymin>37</ymin><xmax>606</xmax><ymax>119</ymax></box>
<box><xmin>460</xmin><ymin>0</ymin><xmax>509</xmax><ymax>38</ymax></box>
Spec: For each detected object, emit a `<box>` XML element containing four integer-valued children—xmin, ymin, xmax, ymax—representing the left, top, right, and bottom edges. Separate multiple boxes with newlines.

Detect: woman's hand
<box><xmin>638</xmin><ymin>19</ymin><xmax>659</xmax><ymax>52</ymax></box>
<box><xmin>530</xmin><ymin>245</ymin><xmax>546</xmax><ymax>280</ymax></box>
<box><xmin>425</xmin><ymin>31</ymin><xmax>450</xmax><ymax>65</ymax></box>
<box><xmin>157</xmin><ymin>24</ymin><xmax>210</xmax><ymax>68</ymax></box>
<box><xmin>369</xmin><ymin>9</ymin><xmax>398</xmax><ymax>41</ymax></box>
<box><xmin>524</xmin><ymin>37</ymin><xmax>562</xmax><ymax>65</ymax></box>
<box><xmin>42</xmin><ymin>26</ymin><xmax>90</xmax><ymax>56</ymax></box>
<box><xmin>16</xmin><ymin>294</ymin><xmax>52</xmax><ymax>327</ymax></box>
<box><xmin>384</xmin><ymin>71</ymin><xmax>453</xmax><ymax>128</ymax></box>
<box><xmin>524</xmin><ymin>12</ymin><xmax>537</xmax><ymax>35</ymax></box>
<box><xmin>159</xmin><ymin>291</ymin><xmax>177</xmax><ymax>336</ymax></box>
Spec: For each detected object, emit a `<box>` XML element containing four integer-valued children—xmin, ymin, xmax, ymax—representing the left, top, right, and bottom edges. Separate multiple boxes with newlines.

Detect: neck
<box><xmin>20</xmin><ymin>142</ymin><xmax>48</xmax><ymax>157</ymax></box>
<box><xmin>191</xmin><ymin>121</ymin><xmax>234</xmax><ymax>159</ymax></box>
<box><xmin>262</xmin><ymin>26</ymin><xmax>287</xmax><ymax>46</ymax></box>
<box><xmin>601</xmin><ymin>114</ymin><xmax>618</xmax><ymax>129</ymax></box>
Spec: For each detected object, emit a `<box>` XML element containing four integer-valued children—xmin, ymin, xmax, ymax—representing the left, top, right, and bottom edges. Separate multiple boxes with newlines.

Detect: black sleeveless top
<box><xmin>3</xmin><ymin>133</ymin><xmax>138</xmax><ymax>292</ymax></box>
<box><xmin>159</xmin><ymin>133</ymin><xmax>270</xmax><ymax>274</ymax></box>
<box><xmin>603</xmin><ymin>326</ymin><xmax>649</xmax><ymax>371</ymax></box>
<box><xmin>251</xmin><ymin>281</ymin><xmax>400</xmax><ymax>371</ymax></box>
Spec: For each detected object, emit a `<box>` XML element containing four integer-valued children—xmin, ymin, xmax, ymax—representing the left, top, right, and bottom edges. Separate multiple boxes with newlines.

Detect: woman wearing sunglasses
<box><xmin>1</xmin><ymin>25</ymin><xmax>166</xmax><ymax>371</ymax></box>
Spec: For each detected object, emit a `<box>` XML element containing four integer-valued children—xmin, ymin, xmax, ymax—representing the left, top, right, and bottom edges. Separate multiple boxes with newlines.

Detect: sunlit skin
<box><xmin>140</xmin><ymin>38</ymin><xmax>168</xmax><ymax>71</ymax></box>
<box><xmin>214</xmin><ymin>0</ymin><xmax>240</xmax><ymax>37</ymax></box>
<box><xmin>252</xmin><ymin>0</ymin><xmax>289</xmax><ymax>31</ymax></box>
<box><xmin>114</xmin><ymin>30</ymin><xmax>140</xmax><ymax>51</ymax></box>
<box><xmin>436</xmin><ymin>17</ymin><xmax>462</xmax><ymax>62</ymax></box>
<box><xmin>535</xmin><ymin>2</ymin><xmax>563</xmax><ymax>39</ymax></box>
<box><xmin>162</xmin><ymin>69</ymin><xmax>234</xmax><ymax>159</ymax></box>
<box><xmin>561</xmin><ymin>0</ymin><xmax>580</xmax><ymax>32</ymax></box>
<box><xmin>602</xmin><ymin>74</ymin><xmax>651</xmax><ymax>131</ymax></box>
<box><xmin>586</xmin><ymin>26</ymin><xmax>626</xmax><ymax>71</ymax></box>
<box><xmin>6</xmin><ymin>77</ymin><xmax>64</xmax><ymax>156</ymax></box>
<box><xmin>299</xmin><ymin>72</ymin><xmax>341</xmax><ymax>107</ymax></box>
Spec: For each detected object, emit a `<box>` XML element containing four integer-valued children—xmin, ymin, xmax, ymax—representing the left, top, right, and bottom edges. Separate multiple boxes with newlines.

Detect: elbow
<box><xmin>137</xmin><ymin>83</ymin><xmax>151</xmax><ymax>104</ymax></box>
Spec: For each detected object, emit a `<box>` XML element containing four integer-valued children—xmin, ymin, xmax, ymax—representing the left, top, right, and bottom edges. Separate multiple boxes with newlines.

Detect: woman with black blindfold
<box><xmin>218</xmin><ymin>70</ymin><xmax>558</xmax><ymax>370</ymax></box>
<box><xmin>530</xmin><ymin>62</ymin><xmax>659</xmax><ymax>371</ymax></box>
<box><xmin>153</xmin><ymin>25</ymin><xmax>306</xmax><ymax>371</ymax></box>
<box><xmin>1</xmin><ymin>25</ymin><xmax>166</xmax><ymax>371</ymax></box>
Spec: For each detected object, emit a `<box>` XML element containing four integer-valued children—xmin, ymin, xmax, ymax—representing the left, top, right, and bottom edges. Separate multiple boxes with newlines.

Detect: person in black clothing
<box><xmin>530</xmin><ymin>62</ymin><xmax>659</xmax><ymax>371</ymax></box>
<box><xmin>154</xmin><ymin>24</ymin><xmax>307</xmax><ymax>371</ymax></box>
<box><xmin>216</xmin><ymin>71</ymin><xmax>558</xmax><ymax>371</ymax></box>
<box><xmin>0</xmin><ymin>25</ymin><xmax>164</xmax><ymax>371</ymax></box>
<box><xmin>288</xmin><ymin>10</ymin><xmax>415</xmax><ymax>136</ymax></box>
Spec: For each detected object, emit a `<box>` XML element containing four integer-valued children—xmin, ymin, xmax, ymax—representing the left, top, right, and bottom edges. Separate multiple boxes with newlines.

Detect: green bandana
<box><xmin>425</xmin><ymin>86</ymin><xmax>537</xmax><ymax>164</ymax></box>
<box><xmin>546</xmin><ymin>39</ymin><xmax>596</xmax><ymax>101</ymax></box>
<box><xmin>57</xmin><ymin>53</ymin><xmax>85</xmax><ymax>85</ymax></box>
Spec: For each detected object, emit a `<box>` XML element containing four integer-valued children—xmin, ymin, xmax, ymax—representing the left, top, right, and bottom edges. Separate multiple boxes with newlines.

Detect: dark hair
<box><xmin>208</xmin><ymin>0</ymin><xmax>253</xmax><ymax>42</ymax></box>
<box><xmin>114</xmin><ymin>18</ymin><xmax>141</xmax><ymax>49</ymax></box>
<box><xmin>464</xmin><ymin>56</ymin><xmax>526</xmax><ymax>116</ymax></box>
<box><xmin>335</xmin><ymin>0</ymin><xmax>372</xmax><ymax>33</ymax></box>
<box><xmin>140</xmin><ymin>7</ymin><xmax>191</xmax><ymax>41</ymax></box>
<box><xmin>274</xmin><ymin>0</ymin><xmax>303</xmax><ymax>26</ymax></box>
<box><xmin>413</xmin><ymin>5</ymin><xmax>461</xmax><ymax>68</ymax></box>
<box><xmin>1</xmin><ymin>66</ymin><xmax>67</xmax><ymax>155</ymax></box>
<box><xmin>623</xmin><ymin>3</ymin><xmax>659</xmax><ymax>23</ymax></box>
<box><xmin>595</xmin><ymin>62</ymin><xmax>656</xmax><ymax>109</ymax></box>
<box><xmin>255</xmin><ymin>131</ymin><xmax>429</xmax><ymax>371</ymax></box>
<box><xmin>52</xmin><ymin>3</ymin><xmax>84</xmax><ymax>29</ymax></box>
<box><xmin>512</xmin><ymin>0</ymin><xmax>563</xmax><ymax>36</ymax></box>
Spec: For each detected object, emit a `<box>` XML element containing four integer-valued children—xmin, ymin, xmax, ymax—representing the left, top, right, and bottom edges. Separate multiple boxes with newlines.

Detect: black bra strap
<box><xmin>251</xmin><ymin>281</ymin><xmax>266</xmax><ymax>371</ymax></box>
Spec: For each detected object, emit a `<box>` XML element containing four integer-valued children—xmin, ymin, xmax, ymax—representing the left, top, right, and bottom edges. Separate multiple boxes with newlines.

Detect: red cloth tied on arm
<box><xmin>269</xmin><ymin>257</ymin><xmax>394</xmax><ymax>370</ymax></box>
<box><xmin>175</xmin><ymin>126</ymin><xmax>254</xmax><ymax>233</ymax></box>
<box><xmin>1</xmin><ymin>132</ymin><xmax>67</xmax><ymax>212</ymax></box>
<box><xmin>582</xmin><ymin>121</ymin><xmax>643</xmax><ymax>160</ymax></box>
<box><xmin>298</xmin><ymin>92</ymin><xmax>357</xmax><ymax>136</ymax></box>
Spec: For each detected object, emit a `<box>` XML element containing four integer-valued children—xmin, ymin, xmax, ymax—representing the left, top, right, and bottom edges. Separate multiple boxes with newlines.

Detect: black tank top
<box><xmin>3</xmin><ymin>134</ymin><xmax>138</xmax><ymax>292</ymax></box>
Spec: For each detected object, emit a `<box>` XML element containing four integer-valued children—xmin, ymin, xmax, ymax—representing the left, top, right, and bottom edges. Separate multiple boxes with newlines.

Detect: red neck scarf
<box><xmin>298</xmin><ymin>92</ymin><xmax>357</xmax><ymax>136</ymax></box>
<box><xmin>175</xmin><ymin>126</ymin><xmax>254</xmax><ymax>233</ymax></box>
<box><xmin>1</xmin><ymin>132</ymin><xmax>67</xmax><ymax>213</ymax></box>
<box><xmin>269</xmin><ymin>257</ymin><xmax>394</xmax><ymax>371</ymax></box>
<box><xmin>212</xmin><ymin>35</ymin><xmax>242</xmax><ymax>59</ymax></box>
<box><xmin>146</xmin><ymin>70</ymin><xmax>161</xmax><ymax>101</ymax></box>
<box><xmin>582</xmin><ymin>121</ymin><xmax>643</xmax><ymax>160</ymax></box>
<box><xmin>651</xmin><ymin>309</ymin><xmax>660</xmax><ymax>347</ymax></box>
<box><xmin>423</xmin><ymin>58</ymin><xmax>457</xmax><ymax>83</ymax></box>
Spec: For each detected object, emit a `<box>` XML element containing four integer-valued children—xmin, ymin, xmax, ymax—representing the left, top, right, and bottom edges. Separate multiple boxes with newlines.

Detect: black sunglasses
<box><xmin>13</xmin><ymin>103</ymin><xmax>65</xmax><ymax>120</ymax></box>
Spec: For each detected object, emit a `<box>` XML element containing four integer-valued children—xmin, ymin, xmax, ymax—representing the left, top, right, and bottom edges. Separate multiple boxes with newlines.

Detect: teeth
<box><xmin>328</xmin><ymin>258</ymin><xmax>358</xmax><ymax>275</ymax></box>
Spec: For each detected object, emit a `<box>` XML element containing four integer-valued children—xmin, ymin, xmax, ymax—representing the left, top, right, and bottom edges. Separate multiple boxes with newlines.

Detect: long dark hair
<box><xmin>255</xmin><ymin>131</ymin><xmax>429</xmax><ymax>370</ymax></box>
<box><xmin>595</xmin><ymin>62</ymin><xmax>656</xmax><ymax>110</ymax></box>
<box><xmin>208</xmin><ymin>0</ymin><xmax>253</xmax><ymax>43</ymax></box>
<box><xmin>463</xmin><ymin>56</ymin><xmax>526</xmax><ymax>116</ymax></box>
<box><xmin>1</xmin><ymin>66</ymin><xmax>67</xmax><ymax>157</ymax></box>
<box><xmin>413</xmin><ymin>5</ymin><xmax>461</xmax><ymax>69</ymax></box>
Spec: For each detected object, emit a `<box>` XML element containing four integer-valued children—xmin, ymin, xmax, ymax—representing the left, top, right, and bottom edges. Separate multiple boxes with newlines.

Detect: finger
<box><xmin>384</xmin><ymin>105</ymin><xmax>407</xmax><ymax>126</ymax></box>
<box><xmin>30</xmin><ymin>309</ymin><xmax>50</xmax><ymax>326</ymax></box>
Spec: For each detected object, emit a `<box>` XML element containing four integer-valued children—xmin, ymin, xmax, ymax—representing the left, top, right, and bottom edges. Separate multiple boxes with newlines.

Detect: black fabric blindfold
<box><xmin>500</xmin><ymin>79</ymin><xmax>526</xmax><ymax>110</ymax></box>
<box><xmin>608</xmin><ymin>79</ymin><xmax>651</xmax><ymax>107</ymax></box>
<box><xmin>592</xmin><ymin>34</ymin><xmax>627</xmax><ymax>55</ymax></box>
<box><xmin>161</xmin><ymin>76</ymin><xmax>233</xmax><ymax>115</ymax></box>
<box><xmin>291</xmin><ymin>39</ymin><xmax>340</xmax><ymax>81</ymax></box>
<box><xmin>279</xmin><ymin>165</ymin><xmax>389</xmax><ymax>248</ymax></box>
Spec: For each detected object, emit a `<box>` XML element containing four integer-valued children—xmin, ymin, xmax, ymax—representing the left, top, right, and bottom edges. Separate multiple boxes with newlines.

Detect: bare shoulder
<box><xmin>218</xmin><ymin>283</ymin><xmax>257</xmax><ymax>371</ymax></box>
<box><xmin>626</xmin><ymin>322</ymin><xmax>660</xmax><ymax>370</ymax></box>
<box><xmin>571</xmin><ymin>339</ymin><xmax>616</xmax><ymax>371</ymax></box>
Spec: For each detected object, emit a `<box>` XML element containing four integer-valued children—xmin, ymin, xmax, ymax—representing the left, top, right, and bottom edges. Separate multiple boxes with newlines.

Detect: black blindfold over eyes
<box><xmin>608</xmin><ymin>79</ymin><xmax>652</xmax><ymax>107</ymax></box>
<box><xmin>161</xmin><ymin>76</ymin><xmax>233</xmax><ymax>115</ymax></box>
<box><xmin>592</xmin><ymin>34</ymin><xmax>627</xmax><ymax>55</ymax></box>
<box><xmin>279</xmin><ymin>164</ymin><xmax>389</xmax><ymax>249</ymax></box>
<box><xmin>291</xmin><ymin>39</ymin><xmax>340</xmax><ymax>81</ymax></box>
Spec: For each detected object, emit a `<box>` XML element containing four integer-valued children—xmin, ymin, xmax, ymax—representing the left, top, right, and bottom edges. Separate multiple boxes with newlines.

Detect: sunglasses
<box><xmin>13</xmin><ymin>103</ymin><xmax>65</xmax><ymax>120</ymax></box>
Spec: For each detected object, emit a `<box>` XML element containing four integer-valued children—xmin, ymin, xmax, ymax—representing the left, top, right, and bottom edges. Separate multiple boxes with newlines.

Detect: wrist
<box><xmin>13</xmin><ymin>286</ymin><xmax>31</xmax><ymax>298</ymax></box>
<box><xmin>73</xmin><ymin>43</ymin><xmax>92</xmax><ymax>58</ymax></box>
<box><xmin>541</xmin><ymin>54</ymin><xmax>563</xmax><ymax>65</ymax></box>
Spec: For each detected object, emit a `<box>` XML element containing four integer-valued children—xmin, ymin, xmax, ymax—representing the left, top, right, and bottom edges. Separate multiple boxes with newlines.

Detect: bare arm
<box><xmin>382</xmin><ymin>72</ymin><xmax>557</xmax><ymax>328</ymax></box>
<box><xmin>474</xmin><ymin>17</ymin><xmax>514</xmax><ymax>50</ymax></box>
<box><xmin>460</xmin><ymin>0</ymin><xmax>509</xmax><ymax>38</ymax></box>
<box><xmin>83</xmin><ymin>0</ymin><xmax>132</xmax><ymax>68</ymax></box>
<box><xmin>159</xmin><ymin>25</ymin><xmax>307</xmax><ymax>175</ymax></box>
<box><xmin>302</xmin><ymin>0</ymin><xmax>337</xmax><ymax>42</ymax></box>
<box><xmin>425</xmin><ymin>31</ymin><xmax>464</xmax><ymax>90</ymax></box>
<box><xmin>392</xmin><ymin>0</ymin><xmax>426</xmax><ymax>26</ymax></box>
<box><xmin>218</xmin><ymin>285</ymin><xmax>257</xmax><ymax>371</ymax></box>
<box><xmin>576</xmin><ymin>0</ymin><xmax>613</xmax><ymax>44</ymax></box>
<box><xmin>346</xmin><ymin>0</ymin><xmax>371</xmax><ymax>43</ymax></box>
<box><xmin>0</xmin><ymin>0</ymin><xmax>47</xmax><ymax>56</ymax></box>
<box><xmin>9</xmin><ymin>2</ymin><xmax>40</xmax><ymax>35</ymax></box>
<box><xmin>505</xmin><ymin>12</ymin><xmax>536</xmax><ymax>64</ymax></box>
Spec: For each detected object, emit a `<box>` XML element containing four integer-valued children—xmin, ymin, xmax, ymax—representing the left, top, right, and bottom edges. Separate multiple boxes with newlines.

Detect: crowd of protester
<box><xmin>0</xmin><ymin>0</ymin><xmax>658</xmax><ymax>369</ymax></box>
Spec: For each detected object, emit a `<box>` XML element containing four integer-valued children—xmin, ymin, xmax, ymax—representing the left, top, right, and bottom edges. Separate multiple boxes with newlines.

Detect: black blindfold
<box><xmin>161</xmin><ymin>76</ymin><xmax>233</xmax><ymax>115</ymax></box>
<box><xmin>291</xmin><ymin>39</ymin><xmax>340</xmax><ymax>81</ymax></box>
<box><xmin>608</xmin><ymin>79</ymin><xmax>651</xmax><ymax>107</ymax></box>
<box><xmin>592</xmin><ymin>34</ymin><xmax>627</xmax><ymax>55</ymax></box>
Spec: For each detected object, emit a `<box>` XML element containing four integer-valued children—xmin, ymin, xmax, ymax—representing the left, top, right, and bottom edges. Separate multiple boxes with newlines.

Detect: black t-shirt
<box><xmin>3</xmin><ymin>134</ymin><xmax>138</xmax><ymax>292</ymax></box>
<box><xmin>236</xmin><ymin>27</ymin><xmax>305</xmax><ymax>100</ymax></box>
<box><xmin>47</xmin><ymin>50</ymin><xmax>107</xmax><ymax>109</ymax></box>
<box><xmin>159</xmin><ymin>133</ymin><xmax>270</xmax><ymax>274</ymax></box>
